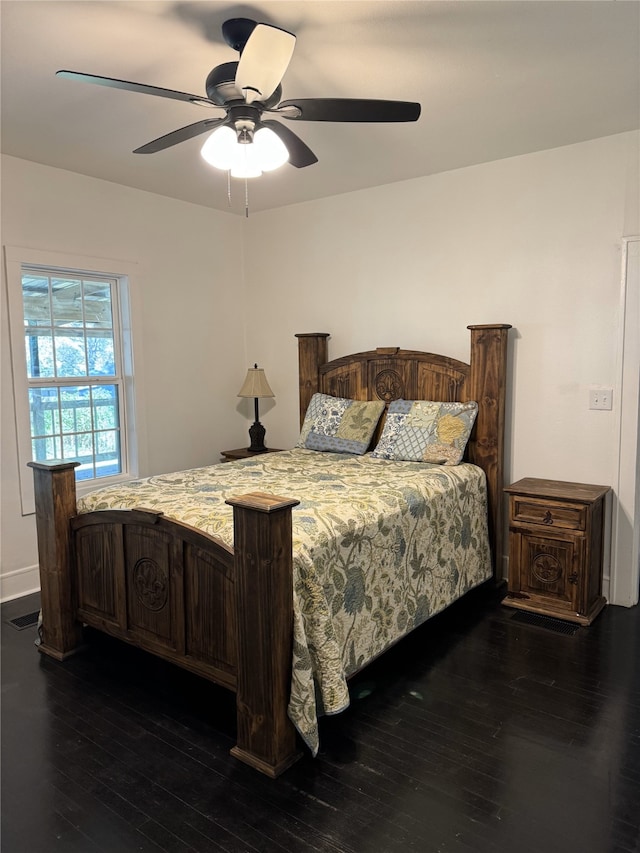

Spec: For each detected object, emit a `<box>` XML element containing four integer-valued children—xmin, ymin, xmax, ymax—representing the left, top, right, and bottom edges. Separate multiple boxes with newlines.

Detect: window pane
<box><xmin>87</xmin><ymin>330</ymin><xmax>115</xmax><ymax>376</ymax></box>
<box><xmin>92</xmin><ymin>385</ymin><xmax>118</xmax><ymax>430</ymax></box>
<box><xmin>62</xmin><ymin>433</ymin><xmax>95</xmax><ymax>462</ymax></box>
<box><xmin>60</xmin><ymin>386</ymin><xmax>91</xmax><ymax>433</ymax></box>
<box><xmin>29</xmin><ymin>387</ymin><xmax>59</xmax><ymax>437</ymax></box>
<box><xmin>76</xmin><ymin>431</ymin><xmax>94</xmax><ymax>457</ymax></box>
<box><xmin>83</xmin><ymin>281</ymin><xmax>114</xmax><ymax>329</ymax></box>
<box><xmin>71</xmin><ymin>432</ymin><xmax>97</xmax><ymax>482</ymax></box>
<box><xmin>32</xmin><ymin>435</ymin><xmax>61</xmax><ymax>463</ymax></box>
<box><xmin>95</xmin><ymin>430</ymin><xmax>121</xmax><ymax>478</ymax></box>
<box><xmin>25</xmin><ymin>329</ymin><xmax>55</xmax><ymax>378</ymax></box>
<box><xmin>51</xmin><ymin>279</ymin><xmax>83</xmax><ymax>326</ymax></box>
<box><xmin>62</xmin><ymin>434</ymin><xmax>79</xmax><ymax>459</ymax></box>
<box><xmin>54</xmin><ymin>329</ymin><xmax>87</xmax><ymax>377</ymax></box>
<box><xmin>22</xmin><ymin>276</ymin><xmax>51</xmax><ymax>326</ymax></box>
<box><xmin>96</xmin><ymin>429</ymin><xmax>117</xmax><ymax>455</ymax></box>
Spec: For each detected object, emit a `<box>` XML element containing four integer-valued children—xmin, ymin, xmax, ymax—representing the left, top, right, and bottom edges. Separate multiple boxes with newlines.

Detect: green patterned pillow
<box><xmin>371</xmin><ymin>399</ymin><xmax>478</xmax><ymax>465</ymax></box>
<box><xmin>296</xmin><ymin>393</ymin><xmax>385</xmax><ymax>455</ymax></box>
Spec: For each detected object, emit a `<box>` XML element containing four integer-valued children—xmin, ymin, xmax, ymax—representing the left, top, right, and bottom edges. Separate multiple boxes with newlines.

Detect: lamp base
<box><xmin>247</xmin><ymin>421</ymin><xmax>268</xmax><ymax>453</ymax></box>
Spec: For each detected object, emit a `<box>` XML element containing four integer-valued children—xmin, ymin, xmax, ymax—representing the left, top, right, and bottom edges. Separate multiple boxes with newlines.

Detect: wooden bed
<box><xmin>29</xmin><ymin>323</ymin><xmax>511</xmax><ymax>777</ymax></box>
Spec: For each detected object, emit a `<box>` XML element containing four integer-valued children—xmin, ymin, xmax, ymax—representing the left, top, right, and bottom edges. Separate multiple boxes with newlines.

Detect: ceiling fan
<box><xmin>57</xmin><ymin>17</ymin><xmax>421</xmax><ymax>175</ymax></box>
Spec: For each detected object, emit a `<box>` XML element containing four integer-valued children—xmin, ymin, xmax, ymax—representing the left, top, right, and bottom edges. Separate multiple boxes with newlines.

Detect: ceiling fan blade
<box><xmin>133</xmin><ymin>118</ymin><xmax>227</xmax><ymax>154</ymax></box>
<box><xmin>235</xmin><ymin>24</ymin><xmax>296</xmax><ymax>105</ymax></box>
<box><xmin>56</xmin><ymin>70</ymin><xmax>215</xmax><ymax>107</ymax></box>
<box><xmin>261</xmin><ymin>120</ymin><xmax>317</xmax><ymax>168</ymax></box>
<box><xmin>278</xmin><ymin>98</ymin><xmax>421</xmax><ymax>123</ymax></box>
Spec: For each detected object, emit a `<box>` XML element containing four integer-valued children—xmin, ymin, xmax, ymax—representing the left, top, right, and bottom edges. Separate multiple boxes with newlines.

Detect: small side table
<box><xmin>502</xmin><ymin>477</ymin><xmax>610</xmax><ymax>626</ymax></box>
<box><xmin>220</xmin><ymin>447</ymin><xmax>284</xmax><ymax>463</ymax></box>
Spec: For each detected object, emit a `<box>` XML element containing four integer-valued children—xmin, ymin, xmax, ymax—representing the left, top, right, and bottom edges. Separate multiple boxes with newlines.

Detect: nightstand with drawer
<box><xmin>502</xmin><ymin>477</ymin><xmax>610</xmax><ymax>626</ymax></box>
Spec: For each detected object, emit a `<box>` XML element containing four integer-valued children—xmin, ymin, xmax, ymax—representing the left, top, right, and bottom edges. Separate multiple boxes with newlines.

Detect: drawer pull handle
<box><xmin>543</xmin><ymin>510</ymin><xmax>554</xmax><ymax>525</ymax></box>
<box><xmin>568</xmin><ymin>573</ymin><xmax>579</xmax><ymax>585</ymax></box>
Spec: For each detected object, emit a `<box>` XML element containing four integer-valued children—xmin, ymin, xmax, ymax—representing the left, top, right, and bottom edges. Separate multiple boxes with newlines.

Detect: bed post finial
<box><xmin>28</xmin><ymin>460</ymin><xmax>84</xmax><ymax>659</ymax></box>
<box><xmin>296</xmin><ymin>333</ymin><xmax>329</xmax><ymax>427</ymax></box>
<box><xmin>467</xmin><ymin>324</ymin><xmax>512</xmax><ymax>575</ymax></box>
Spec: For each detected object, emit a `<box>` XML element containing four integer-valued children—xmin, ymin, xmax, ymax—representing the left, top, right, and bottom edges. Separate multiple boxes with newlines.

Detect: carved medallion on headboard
<box><xmin>374</xmin><ymin>369</ymin><xmax>404</xmax><ymax>402</ymax></box>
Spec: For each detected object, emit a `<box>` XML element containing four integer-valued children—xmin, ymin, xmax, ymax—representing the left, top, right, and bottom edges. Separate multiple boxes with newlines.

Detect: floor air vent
<box><xmin>509</xmin><ymin>610</ymin><xmax>579</xmax><ymax>635</ymax></box>
<box><xmin>7</xmin><ymin>611</ymin><xmax>40</xmax><ymax>630</ymax></box>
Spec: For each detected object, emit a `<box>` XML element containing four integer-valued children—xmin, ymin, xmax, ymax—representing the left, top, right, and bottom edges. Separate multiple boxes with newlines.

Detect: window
<box><xmin>5</xmin><ymin>247</ymin><xmax>142</xmax><ymax>515</ymax></box>
<box><xmin>22</xmin><ymin>270</ymin><xmax>123</xmax><ymax>481</ymax></box>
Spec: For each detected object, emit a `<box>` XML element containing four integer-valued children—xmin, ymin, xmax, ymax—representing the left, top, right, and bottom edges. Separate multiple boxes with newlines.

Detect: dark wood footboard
<box><xmin>28</xmin><ymin>460</ymin><xmax>301</xmax><ymax>777</ymax></box>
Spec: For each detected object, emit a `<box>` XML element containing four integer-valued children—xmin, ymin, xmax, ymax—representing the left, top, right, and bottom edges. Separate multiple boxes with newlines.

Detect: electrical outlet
<box><xmin>589</xmin><ymin>388</ymin><xmax>613</xmax><ymax>410</ymax></box>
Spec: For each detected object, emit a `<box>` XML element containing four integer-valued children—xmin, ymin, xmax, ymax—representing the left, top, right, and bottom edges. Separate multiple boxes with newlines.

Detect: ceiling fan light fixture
<box><xmin>200</xmin><ymin>125</ymin><xmax>237</xmax><ymax>170</ymax></box>
<box><xmin>253</xmin><ymin>127</ymin><xmax>289</xmax><ymax>171</ymax></box>
<box><xmin>200</xmin><ymin>124</ymin><xmax>288</xmax><ymax>177</ymax></box>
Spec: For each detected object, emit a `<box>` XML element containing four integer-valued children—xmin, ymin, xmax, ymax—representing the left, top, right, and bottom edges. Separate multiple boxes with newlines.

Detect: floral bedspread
<box><xmin>77</xmin><ymin>449</ymin><xmax>492</xmax><ymax>754</ymax></box>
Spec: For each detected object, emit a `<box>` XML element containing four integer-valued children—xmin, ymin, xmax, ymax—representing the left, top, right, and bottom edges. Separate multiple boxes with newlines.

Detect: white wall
<box><xmin>243</xmin><ymin>131</ymin><xmax>640</xmax><ymax>597</ymax></box>
<box><xmin>1</xmin><ymin>155</ymin><xmax>246</xmax><ymax>599</ymax></box>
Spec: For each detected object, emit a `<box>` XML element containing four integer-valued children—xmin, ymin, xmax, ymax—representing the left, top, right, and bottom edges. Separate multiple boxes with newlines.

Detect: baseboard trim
<box><xmin>0</xmin><ymin>565</ymin><xmax>40</xmax><ymax>603</ymax></box>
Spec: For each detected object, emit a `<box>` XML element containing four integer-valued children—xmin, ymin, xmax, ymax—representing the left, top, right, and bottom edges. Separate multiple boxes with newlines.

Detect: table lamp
<box><xmin>237</xmin><ymin>364</ymin><xmax>275</xmax><ymax>452</ymax></box>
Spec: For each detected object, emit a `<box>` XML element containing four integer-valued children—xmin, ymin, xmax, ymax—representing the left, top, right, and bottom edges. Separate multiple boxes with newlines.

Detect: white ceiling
<box><xmin>1</xmin><ymin>1</ymin><xmax>639</xmax><ymax>215</ymax></box>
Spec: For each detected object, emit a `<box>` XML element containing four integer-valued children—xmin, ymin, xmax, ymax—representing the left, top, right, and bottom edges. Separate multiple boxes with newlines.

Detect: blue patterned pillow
<box><xmin>372</xmin><ymin>399</ymin><xmax>478</xmax><ymax>465</ymax></box>
<box><xmin>296</xmin><ymin>393</ymin><xmax>385</xmax><ymax>455</ymax></box>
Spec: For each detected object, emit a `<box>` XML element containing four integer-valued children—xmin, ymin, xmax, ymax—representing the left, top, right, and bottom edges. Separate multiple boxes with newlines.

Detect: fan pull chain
<box><xmin>245</xmin><ymin>176</ymin><xmax>249</xmax><ymax>218</ymax></box>
<box><xmin>227</xmin><ymin>171</ymin><xmax>232</xmax><ymax>207</ymax></box>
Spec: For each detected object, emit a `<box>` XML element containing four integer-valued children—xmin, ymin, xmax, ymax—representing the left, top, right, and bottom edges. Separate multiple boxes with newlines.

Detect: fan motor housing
<box><xmin>205</xmin><ymin>62</ymin><xmax>282</xmax><ymax>109</ymax></box>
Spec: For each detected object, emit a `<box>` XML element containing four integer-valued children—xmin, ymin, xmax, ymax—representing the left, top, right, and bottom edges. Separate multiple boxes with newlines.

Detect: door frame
<box><xmin>611</xmin><ymin>236</ymin><xmax>640</xmax><ymax>607</ymax></box>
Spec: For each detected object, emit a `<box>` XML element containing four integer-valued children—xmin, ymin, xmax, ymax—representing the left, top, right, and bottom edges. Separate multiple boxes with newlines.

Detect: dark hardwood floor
<box><xmin>2</xmin><ymin>585</ymin><xmax>639</xmax><ymax>853</ymax></box>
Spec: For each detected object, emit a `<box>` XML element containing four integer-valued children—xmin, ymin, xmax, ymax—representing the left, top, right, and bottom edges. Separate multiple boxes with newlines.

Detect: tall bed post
<box><xmin>296</xmin><ymin>333</ymin><xmax>329</xmax><ymax>427</ymax></box>
<box><xmin>227</xmin><ymin>492</ymin><xmax>302</xmax><ymax>777</ymax></box>
<box><xmin>467</xmin><ymin>324</ymin><xmax>512</xmax><ymax>573</ymax></box>
<box><xmin>28</xmin><ymin>460</ymin><xmax>83</xmax><ymax>660</ymax></box>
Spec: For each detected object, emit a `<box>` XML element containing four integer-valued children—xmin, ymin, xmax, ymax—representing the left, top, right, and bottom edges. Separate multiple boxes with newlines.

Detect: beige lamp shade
<box><xmin>237</xmin><ymin>364</ymin><xmax>274</xmax><ymax>453</ymax></box>
<box><xmin>237</xmin><ymin>365</ymin><xmax>275</xmax><ymax>399</ymax></box>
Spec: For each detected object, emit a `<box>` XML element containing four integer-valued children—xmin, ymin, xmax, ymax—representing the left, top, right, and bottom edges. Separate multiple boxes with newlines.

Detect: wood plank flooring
<box><xmin>2</xmin><ymin>585</ymin><xmax>639</xmax><ymax>853</ymax></box>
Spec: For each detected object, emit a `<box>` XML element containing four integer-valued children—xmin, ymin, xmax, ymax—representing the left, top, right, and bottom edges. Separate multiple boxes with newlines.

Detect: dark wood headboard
<box><xmin>296</xmin><ymin>324</ymin><xmax>512</xmax><ymax>574</ymax></box>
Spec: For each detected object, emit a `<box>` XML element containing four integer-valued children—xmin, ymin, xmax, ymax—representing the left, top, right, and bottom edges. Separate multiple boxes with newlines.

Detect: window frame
<box><xmin>4</xmin><ymin>246</ymin><xmax>145</xmax><ymax>516</ymax></box>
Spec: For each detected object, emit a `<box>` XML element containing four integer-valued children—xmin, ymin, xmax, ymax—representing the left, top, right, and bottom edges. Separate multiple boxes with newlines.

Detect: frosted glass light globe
<box><xmin>253</xmin><ymin>127</ymin><xmax>289</xmax><ymax>171</ymax></box>
<box><xmin>200</xmin><ymin>126</ymin><xmax>237</xmax><ymax>170</ymax></box>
